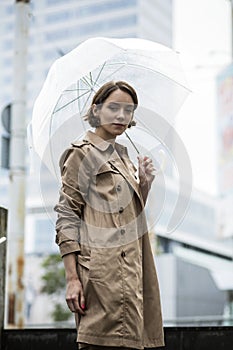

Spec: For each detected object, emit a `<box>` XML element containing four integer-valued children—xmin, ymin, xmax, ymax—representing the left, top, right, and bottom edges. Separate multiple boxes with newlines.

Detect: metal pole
<box><xmin>0</xmin><ymin>207</ymin><xmax>7</xmax><ymax>347</ymax></box>
<box><xmin>6</xmin><ymin>0</ymin><xmax>30</xmax><ymax>328</ymax></box>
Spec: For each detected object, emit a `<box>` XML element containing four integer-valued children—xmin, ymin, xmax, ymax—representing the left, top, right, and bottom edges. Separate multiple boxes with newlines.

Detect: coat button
<box><xmin>116</xmin><ymin>184</ymin><xmax>122</xmax><ymax>192</ymax></box>
<box><xmin>120</xmin><ymin>229</ymin><xmax>125</xmax><ymax>235</ymax></box>
<box><xmin>119</xmin><ymin>207</ymin><xmax>124</xmax><ymax>213</ymax></box>
<box><xmin>121</xmin><ymin>251</ymin><xmax>126</xmax><ymax>258</ymax></box>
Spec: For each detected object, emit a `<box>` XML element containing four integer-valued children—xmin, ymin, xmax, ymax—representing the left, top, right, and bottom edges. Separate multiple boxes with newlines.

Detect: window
<box><xmin>77</xmin><ymin>14</ymin><xmax>137</xmax><ymax>35</ymax></box>
<box><xmin>46</xmin><ymin>11</ymin><xmax>72</xmax><ymax>23</ymax></box>
<box><xmin>77</xmin><ymin>0</ymin><xmax>138</xmax><ymax>18</ymax></box>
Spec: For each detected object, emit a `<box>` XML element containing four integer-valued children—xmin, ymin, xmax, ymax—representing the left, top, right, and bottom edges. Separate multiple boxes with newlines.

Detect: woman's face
<box><xmin>93</xmin><ymin>89</ymin><xmax>135</xmax><ymax>140</ymax></box>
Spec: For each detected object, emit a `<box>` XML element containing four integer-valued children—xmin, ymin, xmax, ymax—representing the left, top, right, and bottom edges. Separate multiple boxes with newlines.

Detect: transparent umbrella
<box><xmin>29</xmin><ymin>36</ymin><xmax>192</xmax><ymax>232</ymax></box>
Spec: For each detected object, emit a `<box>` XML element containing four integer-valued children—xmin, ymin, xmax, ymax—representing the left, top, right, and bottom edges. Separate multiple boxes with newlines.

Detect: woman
<box><xmin>55</xmin><ymin>81</ymin><xmax>164</xmax><ymax>349</ymax></box>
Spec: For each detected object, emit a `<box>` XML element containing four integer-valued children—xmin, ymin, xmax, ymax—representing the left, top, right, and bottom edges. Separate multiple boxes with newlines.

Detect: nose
<box><xmin>116</xmin><ymin>107</ymin><xmax>125</xmax><ymax>121</ymax></box>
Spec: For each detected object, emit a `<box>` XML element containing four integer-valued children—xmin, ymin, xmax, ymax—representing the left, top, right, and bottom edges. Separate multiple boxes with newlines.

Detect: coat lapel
<box><xmin>79</xmin><ymin>131</ymin><xmax>143</xmax><ymax>206</ymax></box>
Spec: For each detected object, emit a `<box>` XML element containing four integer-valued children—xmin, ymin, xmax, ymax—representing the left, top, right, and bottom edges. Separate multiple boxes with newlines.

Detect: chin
<box><xmin>114</xmin><ymin>130</ymin><xmax>125</xmax><ymax>136</ymax></box>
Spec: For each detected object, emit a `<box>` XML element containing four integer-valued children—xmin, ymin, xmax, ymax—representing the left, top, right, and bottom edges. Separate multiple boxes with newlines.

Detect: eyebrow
<box><xmin>108</xmin><ymin>102</ymin><xmax>134</xmax><ymax>108</ymax></box>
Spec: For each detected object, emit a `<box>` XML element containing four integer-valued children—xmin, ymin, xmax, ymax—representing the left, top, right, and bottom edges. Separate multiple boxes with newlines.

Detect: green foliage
<box><xmin>51</xmin><ymin>303</ymin><xmax>71</xmax><ymax>322</ymax></box>
<box><xmin>41</xmin><ymin>254</ymin><xmax>66</xmax><ymax>294</ymax></box>
<box><xmin>41</xmin><ymin>253</ymin><xmax>72</xmax><ymax>322</ymax></box>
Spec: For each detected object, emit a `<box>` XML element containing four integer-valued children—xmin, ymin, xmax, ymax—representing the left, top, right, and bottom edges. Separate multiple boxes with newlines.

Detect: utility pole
<box><xmin>6</xmin><ymin>0</ymin><xmax>30</xmax><ymax>328</ymax></box>
<box><xmin>0</xmin><ymin>207</ymin><xmax>7</xmax><ymax>345</ymax></box>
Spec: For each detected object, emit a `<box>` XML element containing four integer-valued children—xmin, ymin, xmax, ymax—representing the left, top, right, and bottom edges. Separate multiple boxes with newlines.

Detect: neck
<box><xmin>95</xmin><ymin>128</ymin><xmax>116</xmax><ymax>145</ymax></box>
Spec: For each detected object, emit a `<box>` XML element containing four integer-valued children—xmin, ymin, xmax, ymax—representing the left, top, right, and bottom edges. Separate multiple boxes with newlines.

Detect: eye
<box><xmin>108</xmin><ymin>105</ymin><xmax>119</xmax><ymax>111</ymax></box>
<box><xmin>125</xmin><ymin>108</ymin><xmax>134</xmax><ymax>114</ymax></box>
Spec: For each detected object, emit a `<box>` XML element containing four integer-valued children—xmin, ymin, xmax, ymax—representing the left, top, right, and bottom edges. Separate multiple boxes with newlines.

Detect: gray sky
<box><xmin>174</xmin><ymin>0</ymin><xmax>231</xmax><ymax>195</ymax></box>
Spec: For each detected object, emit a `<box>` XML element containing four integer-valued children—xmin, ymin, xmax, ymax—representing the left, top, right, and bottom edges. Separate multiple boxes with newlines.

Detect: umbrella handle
<box><xmin>124</xmin><ymin>131</ymin><xmax>140</xmax><ymax>154</ymax></box>
<box><xmin>124</xmin><ymin>131</ymin><xmax>166</xmax><ymax>173</ymax></box>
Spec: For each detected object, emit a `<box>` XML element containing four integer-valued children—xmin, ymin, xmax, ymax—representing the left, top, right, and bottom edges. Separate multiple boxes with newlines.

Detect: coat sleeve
<box><xmin>54</xmin><ymin>146</ymin><xmax>91</xmax><ymax>257</ymax></box>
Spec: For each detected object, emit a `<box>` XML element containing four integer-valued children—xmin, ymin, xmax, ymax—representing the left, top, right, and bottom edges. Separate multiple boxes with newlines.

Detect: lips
<box><xmin>112</xmin><ymin>123</ymin><xmax>125</xmax><ymax>127</ymax></box>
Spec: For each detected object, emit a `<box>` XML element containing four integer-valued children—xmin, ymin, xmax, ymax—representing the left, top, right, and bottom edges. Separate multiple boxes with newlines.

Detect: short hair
<box><xmin>84</xmin><ymin>81</ymin><xmax>138</xmax><ymax>128</ymax></box>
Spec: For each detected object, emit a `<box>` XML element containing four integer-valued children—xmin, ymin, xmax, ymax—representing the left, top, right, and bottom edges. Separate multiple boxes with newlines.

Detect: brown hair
<box><xmin>84</xmin><ymin>81</ymin><xmax>138</xmax><ymax>128</ymax></box>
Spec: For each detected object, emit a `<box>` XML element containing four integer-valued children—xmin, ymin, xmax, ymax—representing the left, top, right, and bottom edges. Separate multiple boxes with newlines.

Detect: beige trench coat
<box><xmin>55</xmin><ymin>131</ymin><xmax>164</xmax><ymax>349</ymax></box>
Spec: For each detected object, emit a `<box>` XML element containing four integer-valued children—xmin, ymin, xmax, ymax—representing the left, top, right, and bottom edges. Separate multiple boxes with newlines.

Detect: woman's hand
<box><xmin>63</xmin><ymin>253</ymin><xmax>86</xmax><ymax>315</ymax></box>
<box><xmin>138</xmin><ymin>155</ymin><xmax>156</xmax><ymax>188</ymax></box>
<box><xmin>66</xmin><ymin>277</ymin><xmax>86</xmax><ymax>315</ymax></box>
<box><xmin>138</xmin><ymin>156</ymin><xmax>156</xmax><ymax>204</ymax></box>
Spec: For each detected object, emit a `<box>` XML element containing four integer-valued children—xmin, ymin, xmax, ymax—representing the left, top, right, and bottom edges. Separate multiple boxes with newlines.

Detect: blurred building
<box><xmin>154</xmin><ymin>180</ymin><xmax>232</xmax><ymax>324</ymax></box>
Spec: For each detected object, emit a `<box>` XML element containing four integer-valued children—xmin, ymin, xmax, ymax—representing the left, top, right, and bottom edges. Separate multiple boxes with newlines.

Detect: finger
<box><xmin>66</xmin><ymin>298</ymin><xmax>76</xmax><ymax>313</ymax></box>
<box><xmin>72</xmin><ymin>296</ymin><xmax>85</xmax><ymax>315</ymax></box>
<box><xmin>80</xmin><ymin>290</ymin><xmax>86</xmax><ymax>311</ymax></box>
<box><xmin>137</xmin><ymin>155</ymin><xmax>144</xmax><ymax>167</ymax></box>
<box><xmin>66</xmin><ymin>295</ymin><xmax>85</xmax><ymax>315</ymax></box>
<box><xmin>144</xmin><ymin>157</ymin><xmax>153</xmax><ymax>165</ymax></box>
<box><xmin>144</xmin><ymin>162</ymin><xmax>154</xmax><ymax>172</ymax></box>
<box><xmin>137</xmin><ymin>156</ymin><xmax>146</xmax><ymax>175</ymax></box>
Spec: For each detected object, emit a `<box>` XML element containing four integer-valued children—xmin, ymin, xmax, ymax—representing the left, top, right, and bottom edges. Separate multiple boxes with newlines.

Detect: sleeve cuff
<box><xmin>59</xmin><ymin>240</ymin><xmax>81</xmax><ymax>258</ymax></box>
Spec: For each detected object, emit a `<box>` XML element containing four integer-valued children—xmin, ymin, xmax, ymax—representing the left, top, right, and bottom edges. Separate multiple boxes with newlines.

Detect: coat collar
<box><xmin>72</xmin><ymin>130</ymin><xmax>127</xmax><ymax>156</ymax></box>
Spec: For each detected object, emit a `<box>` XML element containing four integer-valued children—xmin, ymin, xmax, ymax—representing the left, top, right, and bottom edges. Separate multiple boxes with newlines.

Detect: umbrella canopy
<box><xmin>29</xmin><ymin>37</ymin><xmax>192</xmax><ymax>233</ymax></box>
<box><xmin>30</xmin><ymin>37</ymin><xmax>190</xmax><ymax>164</ymax></box>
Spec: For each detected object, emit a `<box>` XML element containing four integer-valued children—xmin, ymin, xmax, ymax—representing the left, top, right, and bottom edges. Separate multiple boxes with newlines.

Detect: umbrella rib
<box><xmin>79</xmin><ymin>89</ymin><xmax>95</xmax><ymax>115</ymax></box>
<box><xmin>76</xmin><ymin>81</ymin><xmax>88</xmax><ymax>129</ymax></box>
<box><xmin>92</xmin><ymin>61</ymin><xmax>107</xmax><ymax>87</ymax></box>
<box><xmin>97</xmin><ymin>64</ymin><xmax>126</xmax><ymax>86</ymax></box>
<box><xmin>82</xmin><ymin>76</ymin><xmax>95</xmax><ymax>89</ymax></box>
<box><xmin>89</xmin><ymin>72</ymin><xmax>93</xmax><ymax>85</ymax></box>
<box><xmin>125</xmin><ymin>62</ymin><xmax>190</xmax><ymax>91</ymax></box>
<box><xmin>53</xmin><ymin>90</ymin><xmax>91</xmax><ymax>114</ymax></box>
<box><xmin>65</xmin><ymin>88</ymin><xmax>90</xmax><ymax>92</ymax></box>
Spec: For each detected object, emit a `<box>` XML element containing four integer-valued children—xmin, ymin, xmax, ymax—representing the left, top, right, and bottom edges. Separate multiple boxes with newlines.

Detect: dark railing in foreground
<box><xmin>1</xmin><ymin>326</ymin><xmax>233</xmax><ymax>350</ymax></box>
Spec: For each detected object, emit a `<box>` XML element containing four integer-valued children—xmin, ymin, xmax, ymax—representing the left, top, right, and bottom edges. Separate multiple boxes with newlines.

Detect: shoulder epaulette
<box><xmin>71</xmin><ymin>139</ymin><xmax>90</xmax><ymax>148</ymax></box>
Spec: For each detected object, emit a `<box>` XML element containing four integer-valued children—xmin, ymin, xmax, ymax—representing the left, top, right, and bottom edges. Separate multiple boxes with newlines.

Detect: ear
<box><xmin>92</xmin><ymin>104</ymin><xmax>99</xmax><ymax>116</ymax></box>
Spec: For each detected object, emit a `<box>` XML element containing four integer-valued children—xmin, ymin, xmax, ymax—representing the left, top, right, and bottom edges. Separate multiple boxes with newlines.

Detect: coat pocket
<box><xmin>88</xmin><ymin>249</ymin><xmax>105</xmax><ymax>282</ymax></box>
<box><xmin>93</xmin><ymin>163</ymin><xmax>120</xmax><ymax>185</ymax></box>
<box><xmin>88</xmin><ymin>249</ymin><xmax>122</xmax><ymax>284</ymax></box>
<box><xmin>91</xmin><ymin>163</ymin><xmax>122</xmax><ymax>201</ymax></box>
<box><xmin>77</xmin><ymin>255</ymin><xmax>90</xmax><ymax>293</ymax></box>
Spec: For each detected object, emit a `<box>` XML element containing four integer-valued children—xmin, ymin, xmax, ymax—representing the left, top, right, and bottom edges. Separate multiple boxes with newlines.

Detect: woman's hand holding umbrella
<box><xmin>138</xmin><ymin>155</ymin><xmax>156</xmax><ymax>204</ymax></box>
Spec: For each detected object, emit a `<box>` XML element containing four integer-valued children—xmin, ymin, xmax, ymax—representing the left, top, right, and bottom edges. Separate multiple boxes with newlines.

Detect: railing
<box><xmin>163</xmin><ymin>315</ymin><xmax>233</xmax><ymax>326</ymax></box>
<box><xmin>1</xmin><ymin>326</ymin><xmax>233</xmax><ymax>350</ymax></box>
